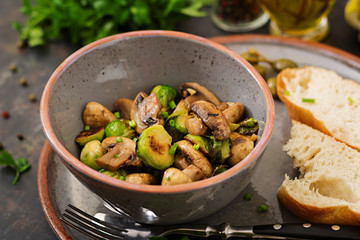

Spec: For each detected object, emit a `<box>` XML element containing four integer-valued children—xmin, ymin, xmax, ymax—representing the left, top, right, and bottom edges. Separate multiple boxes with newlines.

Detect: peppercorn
<box><xmin>17</xmin><ymin>133</ymin><xmax>24</xmax><ymax>140</ymax></box>
<box><xmin>29</xmin><ymin>93</ymin><xmax>37</xmax><ymax>102</ymax></box>
<box><xmin>9</xmin><ymin>63</ymin><xmax>18</xmax><ymax>73</ymax></box>
<box><xmin>19</xmin><ymin>77</ymin><xmax>28</xmax><ymax>87</ymax></box>
<box><xmin>2</xmin><ymin>111</ymin><xmax>10</xmax><ymax>119</ymax></box>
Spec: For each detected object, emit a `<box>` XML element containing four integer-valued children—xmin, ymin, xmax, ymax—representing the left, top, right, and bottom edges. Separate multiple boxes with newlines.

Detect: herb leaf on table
<box><xmin>0</xmin><ymin>150</ymin><xmax>31</xmax><ymax>184</ymax></box>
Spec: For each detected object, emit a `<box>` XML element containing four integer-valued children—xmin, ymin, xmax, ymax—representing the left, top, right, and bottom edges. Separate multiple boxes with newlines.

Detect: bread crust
<box><xmin>278</xmin><ymin>184</ymin><xmax>360</xmax><ymax>226</ymax></box>
<box><xmin>277</xmin><ymin>68</ymin><xmax>360</xmax><ymax>152</ymax></box>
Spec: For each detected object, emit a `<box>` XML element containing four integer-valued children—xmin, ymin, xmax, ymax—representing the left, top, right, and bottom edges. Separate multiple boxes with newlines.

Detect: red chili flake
<box><xmin>17</xmin><ymin>133</ymin><xmax>24</xmax><ymax>140</ymax></box>
<box><xmin>2</xmin><ymin>111</ymin><xmax>10</xmax><ymax>119</ymax></box>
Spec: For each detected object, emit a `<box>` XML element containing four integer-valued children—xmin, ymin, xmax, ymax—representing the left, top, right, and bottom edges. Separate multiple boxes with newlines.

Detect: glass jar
<box><xmin>211</xmin><ymin>0</ymin><xmax>269</xmax><ymax>32</ymax></box>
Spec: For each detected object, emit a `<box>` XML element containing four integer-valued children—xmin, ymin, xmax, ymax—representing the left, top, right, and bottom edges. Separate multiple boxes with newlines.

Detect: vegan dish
<box><xmin>75</xmin><ymin>82</ymin><xmax>259</xmax><ymax>186</ymax></box>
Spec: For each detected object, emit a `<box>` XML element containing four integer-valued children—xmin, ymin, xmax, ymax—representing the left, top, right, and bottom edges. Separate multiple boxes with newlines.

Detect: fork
<box><xmin>60</xmin><ymin>204</ymin><xmax>360</xmax><ymax>240</ymax></box>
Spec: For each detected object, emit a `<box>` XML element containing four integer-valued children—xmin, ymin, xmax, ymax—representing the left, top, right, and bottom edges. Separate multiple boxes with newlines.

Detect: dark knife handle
<box><xmin>252</xmin><ymin>223</ymin><xmax>360</xmax><ymax>240</ymax></box>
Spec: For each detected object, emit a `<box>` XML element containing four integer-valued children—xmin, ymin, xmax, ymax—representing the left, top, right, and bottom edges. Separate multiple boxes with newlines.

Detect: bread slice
<box><xmin>277</xmin><ymin>66</ymin><xmax>360</xmax><ymax>151</ymax></box>
<box><xmin>278</xmin><ymin>121</ymin><xmax>360</xmax><ymax>225</ymax></box>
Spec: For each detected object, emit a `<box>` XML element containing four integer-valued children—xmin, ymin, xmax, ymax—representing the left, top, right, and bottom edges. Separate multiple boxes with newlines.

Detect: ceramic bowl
<box><xmin>40</xmin><ymin>30</ymin><xmax>274</xmax><ymax>224</ymax></box>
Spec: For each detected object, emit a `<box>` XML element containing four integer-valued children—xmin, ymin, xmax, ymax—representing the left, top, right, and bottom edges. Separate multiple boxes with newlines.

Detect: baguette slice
<box><xmin>278</xmin><ymin>121</ymin><xmax>360</xmax><ymax>225</ymax></box>
<box><xmin>277</xmin><ymin>66</ymin><xmax>360</xmax><ymax>151</ymax></box>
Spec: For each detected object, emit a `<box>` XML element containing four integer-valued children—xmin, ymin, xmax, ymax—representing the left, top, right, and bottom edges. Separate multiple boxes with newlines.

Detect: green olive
<box><xmin>266</xmin><ymin>77</ymin><xmax>277</xmax><ymax>98</ymax></box>
<box><xmin>240</xmin><ymin>51</ymin><xmax>260</xmax><ymax>64</ymax></box>
<box><xmin>272</xmin><ymin>59</ymin><xmax>298</xmax><ymax>73</ymax></box>
<box><xmin>80</xmin><ymin>140</ymin><xmax>103</xmax><ymax>170</ymax></box>
<box><xmin>253</xmin><ymin>64</ymin><xmax>266</xmax><ymax>78</ymax></box>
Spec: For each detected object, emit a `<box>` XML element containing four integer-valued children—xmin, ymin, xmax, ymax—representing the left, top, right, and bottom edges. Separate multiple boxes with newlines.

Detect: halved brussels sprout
<box><xmin>151</xmin><ymin>84</ymin><xmax>178</xmax><ymax>111</ymax></box>
<box><xmin>75</xmin><ymin>127</ymin><xmax>105</xmax><ymax>146</ymax></box>
<box><xmin>184</xmin><ymin>134</ymin><xmax>211</xmax><ymax>156</ymax></box>
<box><xmin>136</xmin><ymin>125</ymin><xmax>174</xmax><ymax>170</ymax></box>
<box><xmin>80</xmin><ymin>140</ymin><xmax>103</xmax><ymax>170</ymax></box>
<box><xmin>105</xmin><ymin>119</ymin><xmax>136</xmax><ymax>139</ymax></box>
<box><xmin>99</xmin><ymin>168</ymin><xmax>127</xmax><ymax>179</ymax></box>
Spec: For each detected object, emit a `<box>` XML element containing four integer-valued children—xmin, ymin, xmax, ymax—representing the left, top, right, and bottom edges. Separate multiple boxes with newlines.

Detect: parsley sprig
<box><xmin>0</xmin><ymin>150</ymin><xmax>31</xmax><ymax>184</ymax></box>
<box><xmin>13</xmin><ymin>0</ymin><xmax>212</xmax><ymax>47</ymax></box>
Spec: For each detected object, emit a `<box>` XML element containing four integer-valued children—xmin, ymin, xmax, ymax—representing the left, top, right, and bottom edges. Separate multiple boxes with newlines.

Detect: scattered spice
<box><xmin>17</xmin><ymin>133</ymin><xmax>24</xmax><ymax>141</ymax></box>
<box><xmin>244</xmin><ymin>193</ymin><xmax>252</xmax><ymax>201</ymax></box>
<box><xmin>19</xmin><ymin>77</ymin><xmax>28</xmax><ymax>86</ymax></box>
<box><xmin>2</xmin><ymin>111</ymin><xmax>10</xmax><ymax>119</ymax></box>
<box><xmin>29</xmin><ymin>93</ymin><xmax>37</xmax><ymax>102</ymax></box>
<box><xmin>257</xmin><ymin>204</ymin><xmax>268</xmax><ymax>213</ymax></box>
<box><xmin>9</xmin><ymin>63</ymin><xmax>18</xmax><ymax>73</ymax></box>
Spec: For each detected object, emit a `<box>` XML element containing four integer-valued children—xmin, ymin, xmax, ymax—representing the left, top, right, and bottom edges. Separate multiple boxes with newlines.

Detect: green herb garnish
<box><xmin>284</xmin><ymin>90</ymin><xmax>290</xmax><ymax>96</ymax></box>
<box><xmin>169</xmin><ymin>119</ymin><xmax>176</xmax><ymax>128</ymax></box>
<box><xmin>0</xmin><ymin>150</ymin><xmax>31</xmax><ymax>184</ymax></box>
<box><xmin>114</xmin><ymin>154</ymin><xmax>119</xmax><ymax>158</ymax></box>
<box><xmin>348</xmin><ymin>97</ymin><xmax>353</xmax><ymax>105</ymax></box>
<box><xmin>13</xmin><ymin>0</ymin><xmax>211</xmax><ymax>47</ymax></box>
<box><xmin>244</xmin><ymin>193</ymin><xmax>252</xmax><ymax>201</ymax></box>
<box><xmin>84</xmin><ymin>125</ymin><xmax>90</xmax><ymax>131</ymax></box>
<box><xmin>114</xmin><ymin>111</ymin><xmax>120</xmax><ymax>119</ymax></box>
<box><xmin>129</xmin><ymin>120</ymin><xmax>137</xmax><ymax>128</ymax></box>
<box><xmin>302</xmin><ymin>98</ymin><xmax>315</xmax><ymax>103</ymax></box>
<box><xmin>120</xmin><ymin>176</ymin><xmax>125</xmax><ymax>181</ymax></box>
<box><xmin>166</xmin><ymin>176</ymin><xmax>170</xmax><ymax>181</ymax></box>
<box><xmin>193</xmin><ymin>143</ymin><xmax>200</xmax><ymax>150</ymax></box>
<box><xmin>160</xmin><ymin>111</ymin><xmax>168</xmax><ymax>119</ymax></box>
<box><xmin>169</xmin><ymin>100</ymin><xmax>177</xmax><ymax>110</ymax></box>
<box><xmin>257</xmin><ymin>204</ymin><xmax>268</xmax><ymax>213</ymax></box>
<box><xmin>116</xmin><ymin>137</ymin><xmax>123</xmax><ymax>143</ymax></box>
<box><xmin>169</xmin><ymin>143</ymin><xmax>178</xmax><ymax>155</ymax></box>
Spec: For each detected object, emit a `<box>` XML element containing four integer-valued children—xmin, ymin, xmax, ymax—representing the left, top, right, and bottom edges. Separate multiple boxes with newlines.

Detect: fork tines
<box><xmin>60</xmin><ymin>204</ymin><xmax>127</xmax><ymax>240</ymax></box>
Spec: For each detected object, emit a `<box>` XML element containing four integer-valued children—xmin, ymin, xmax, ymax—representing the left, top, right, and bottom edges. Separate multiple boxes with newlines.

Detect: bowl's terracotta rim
<box><xmin>40</xmin><ymin>30</ymin><xmax>274</xmax><ymax>193</ymax></box>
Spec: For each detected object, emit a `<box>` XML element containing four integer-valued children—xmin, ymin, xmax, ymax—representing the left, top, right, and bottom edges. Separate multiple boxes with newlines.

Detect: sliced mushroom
<box><xmin>83</xmin><ymin>102</ymin><xmax>116</xmax><ymax>128</ymax></box>
<box><xmin>125</xmin><ymin>173</ymin><xmax>156</xmax><ymax>185</ymax></box>
<box><xmin>179</xmin><ymin>82</ymin><xmax>221</xmax><ymax>108</ymax></box>
<box><xmin>95</xmin><ymin>137</ymin><xmax>141</xmax><ymax>171</ymax></box>
<box><xmin>173</xmin><ymin>99</ymin><xmax>186</xmax><ymax>112</ymax></box>
<box><xmin>174</xmin><ymin>154</ymin><xmax>191</xmax><ymax>170</ymax></box>
<box><xmin>161</xmin><ymin>167</ymin><xmax>192</xmax><ymax>186</ymax></box>
<box><xmin>190</xmin><ymin>101</ymin><xmax>231</xmax><ymax>141</ymax></box>
<box><xmin>113</xmin><ymin>98</ymin><xmax>133</xmax><ymax>120</ymax></box>
<box><xmin>222</xmin><ymin>102</ymin><xmax>244</xmax><ymax>123</ymax></box>
<box><xmin>130</xmin><ymin>91</ymin><xmax>163</xmax><ymax>134</ymax></box>
<box><xmin>185</xmin><ymin>113</ymin><xmax>208</xmax><ymax>136</ymax></box>
<box><xmin>228</xmin><ymin>132</ymin><xmax>254</xmax><ymax>166</ymax></box>
<box><xmin>101</xmin><ymin>136</ymin><xmax>118</xmax><ymax>153</ymax></box>
<box><xmin>217</xmin><ymin>102</ymin><xmax>229</xmax><ymax>111</ymax></box>
<box><xmin>182</xmin><ymin>164</ymin><xmax>205</xmax><ymax>181</ymax></box>
<box><xmin>176</xmin><ymin>140</ymin><xmax>212</xmax><ymax>178</ymax></box>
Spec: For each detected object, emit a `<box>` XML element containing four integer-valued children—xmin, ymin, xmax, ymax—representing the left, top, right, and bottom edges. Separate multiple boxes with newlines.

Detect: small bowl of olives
<box><xmin>40</xmin><ymin>30</ymin><xmax>274</xmax><ymax>224</ymax></box>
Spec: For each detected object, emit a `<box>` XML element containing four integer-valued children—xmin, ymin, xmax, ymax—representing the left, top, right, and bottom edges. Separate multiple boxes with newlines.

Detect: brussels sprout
<box><xmin>75</xmin><ymin>127</ymin><xmax>105</xmax><ymax>146</ymax></box>
<box><xmin>105</xmin><ymin>119</ymin><xmax>136</xmax><ymax>139</ymax></box>
<box><xmin>151</xmin><ymin>84</ymin><xmax>177</xmax><ymax>111</ymax></box>
<box><xmin>184</xmin><ymin>134</ymin><xmax>211</xmax><ymax>156</ymax></box>
<box><xmin>80</xmin><ymin>140</ymin><xmax>103</xmax><ymax>170</ymax></box>
<box><xmin>99</xmin><ymin>168</ymin><xmax>127</xmax><ymax>179</ymax></box>
<box><xmin>210</xmin><ymin>138</ymin><xmax>231</xmax><ymax>164</ymax></box>
<box><xmin>136</xmin><ymin>125</ymin><xmax>174</xmax><ymax>170</ymax></box>
<box><xmin>238</xmin><ymin>118</ymin><xmax>259</xmax><ymax>135</ymax></box>
<box><xmin>165</xmin><ymin>109</ymin><xmax>189</xmax><ymax>141</ymax></box>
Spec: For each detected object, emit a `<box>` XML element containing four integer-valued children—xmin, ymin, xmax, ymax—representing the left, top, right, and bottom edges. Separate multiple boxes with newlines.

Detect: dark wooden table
<box><xmin>0</xmin><ymin>1</ymin><xmax>358</xmax><ymax>239</ymax></box>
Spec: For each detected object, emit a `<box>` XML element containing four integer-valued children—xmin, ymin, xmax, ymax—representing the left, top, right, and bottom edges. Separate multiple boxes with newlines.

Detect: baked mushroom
<box><xmin>190</xmin><ymin>101</ymin><xmax>231</xmax><ymax>141</ymax></box>
<box><xmin>95</xmin><ymin>137</ymin><xmax>141</xmax><ymax>171</ymax></box>
<box><xmin>161</xmin><ymin>167</ymin><xmax>192</xmax><ymax>186</ymax></box>
<box><xmin>185</xmin><ymin>113</ymin><xmax>208</xmax><ymax>136</ymax></box>
<box><xmin>125</xmin><ymin>173</ymin><xmax>156</xmax><ymax>185</ymax></box>
<box><xmin>130</xmin><ymin>91</ymin><xmax>163</xmax><ymax>134</ymax></box>
<box><xmin>222</xmin><ymin>102</ymin><xmax>244</xmax><ymax>123</ymax></box>
<box><xmin>179</xmin><ymin>82</ymin><xmax>221</xmax><ymax>108</ymax></box>
<box><xmin>228</xmin><ymin>132</ymin><xmax>254</xmax><ymax>166</ymax></box>
<box><xmin>113</xmin><ymin>98</ymin><xmax>133</xmax><ymax>120</ymax></box>
<box><xmin>174</xmin><ymin>154</ymin><xmax>205</xmax><ymax>181</ymax></box>
<box><xmin>83</xmin><ymin>102</ymin><xmax>116</xmax><ymax>128</ymax></box>
<box><xmin>176</xmin><ymin>140</ymin><xmax>212</xmax><ymax>178</ymax></box>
